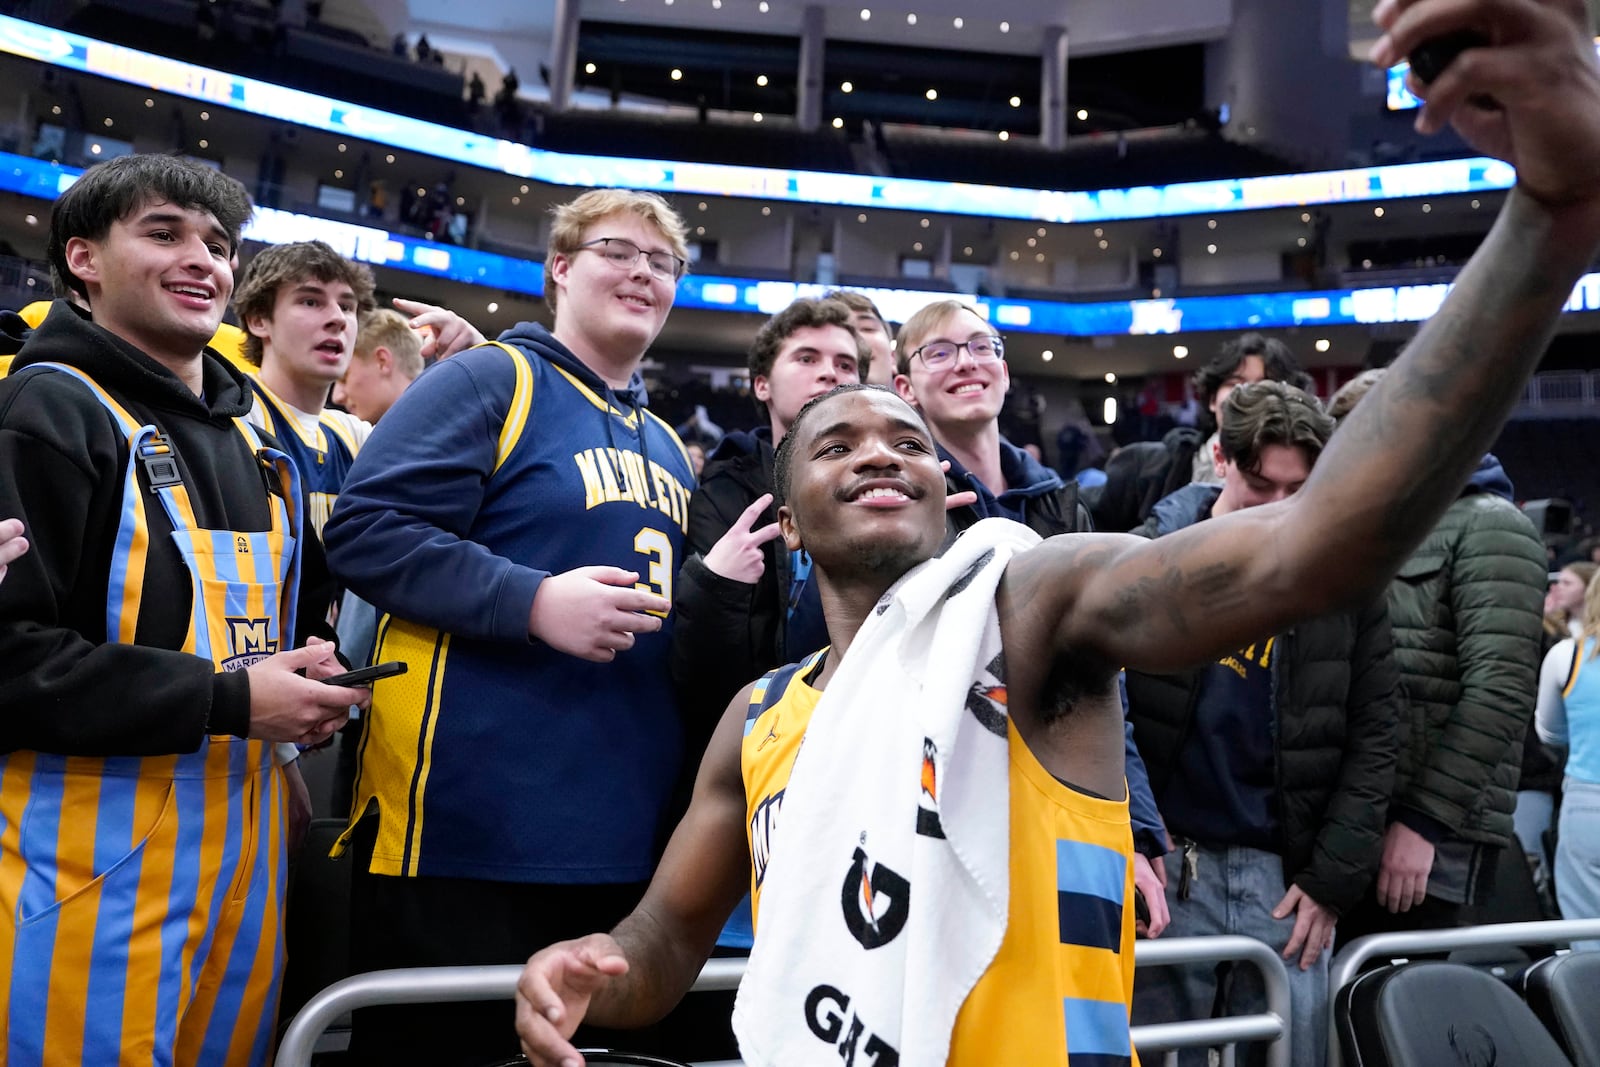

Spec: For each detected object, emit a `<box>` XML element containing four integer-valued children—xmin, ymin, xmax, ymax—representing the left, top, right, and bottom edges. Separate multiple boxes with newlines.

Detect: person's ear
<box><xmin>63</xmin><ymin>237</ymin><xmax>101</xmax><ymax>296</ymax></box>
<box><xmin>245</xmin><ymin>310</ymin><xmax>274</xmax><ymax>341</ymax></box>
<box><xmin>778</xmin><ymin>503</ymin><xmax>803</xmax><ymax>552</ymax></box>
<box><xmin>1211</xmin><ymin>439</ymin><xmax>1227</xmax><ymax>479</ymax></box>
<box><xmin>753</xmin><ymin>374</ymin><xmax>772</xmax><ymax>405</ymax></box>
<box><xmin>893</xmin><ymin>373</ymin><xmax>918</xmax><ymax>406</ymax></box>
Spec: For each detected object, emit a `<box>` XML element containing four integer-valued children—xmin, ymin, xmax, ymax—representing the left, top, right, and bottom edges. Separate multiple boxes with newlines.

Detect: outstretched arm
<box><xmin>1026</xmin><ymin>0</ymin><xmax>1600</xmax><ymax>676</ymax></box>
<box><xmin>515</xmin><ymin>686</ymin><xmax>752</xmax><ymax>1065</ymax></box>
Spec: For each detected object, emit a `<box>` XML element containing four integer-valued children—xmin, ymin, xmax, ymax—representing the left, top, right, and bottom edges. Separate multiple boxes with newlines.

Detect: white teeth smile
<box><xmin>857</xmin><ymin>487</ymin><xmax>908</xmax><ymax>501</ymax></box>
<box><xmin>169</xmin><ymin>286</ymin><xmax>210</xmax><ymax>299</ymax></box>
<box><xmin>952</xmin><ymin>383</ymin><xmax>984</xmax><ymax>394</ymax></box>
<box><xmin>620</xmin><ymin>295</ymin><xmax>650</xmax><ymax>307</ymax></box>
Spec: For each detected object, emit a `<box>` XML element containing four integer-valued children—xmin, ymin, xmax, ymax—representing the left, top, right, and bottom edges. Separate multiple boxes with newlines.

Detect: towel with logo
<box><xmin>732</xmin><ymin>517</ymin><xmax>1042</xmax><ymax>1067</ymax></box>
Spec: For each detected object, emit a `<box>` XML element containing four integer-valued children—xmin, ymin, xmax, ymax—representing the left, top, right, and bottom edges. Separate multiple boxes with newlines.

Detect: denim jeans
<box><xmin>1513</xmin><ymin>788</ymin><xmax>1557</xmax><ymax>893</ymax></box>
<box><xmin>1131</xmin><ymin>842</ymin><xmax>1327</xmax><ymax>1067</ymax></box>
<box><xmin>1556</xmin><ymin>777</ymin><xmax>1600</xmax><ymax>952</ymax></box>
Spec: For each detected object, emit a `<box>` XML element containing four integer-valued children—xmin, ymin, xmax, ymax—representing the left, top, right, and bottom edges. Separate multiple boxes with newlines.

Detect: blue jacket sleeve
<box><xmin>1121</xmin><ymin>673</ymin><xmax>1167</xmax><ymax>858</ymax></box>
<box><xmin>323</xmin><ymin>351</ymin><xmax>547</xmax><ymax>643</ymax></box>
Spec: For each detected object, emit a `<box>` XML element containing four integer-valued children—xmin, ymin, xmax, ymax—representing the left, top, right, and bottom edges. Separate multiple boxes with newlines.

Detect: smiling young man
<box><xmin>512</xmin><ymin>5</ymin><xmax>1600</xmax><ymax>1060</ymax></box>
<box><xmin>323</xmin><ymin>188</ymin><xmax>698</xmax><ymax>1065</ymax></box>
<box><xmin>894</xmin><ymin>299</ymin><xmax>1091</xmax><ymax>541</ymax></box>
<box><xmin>0</xmin><ymin>153</ymin><xmax>365</xmax><ymax>1065</ymax></box>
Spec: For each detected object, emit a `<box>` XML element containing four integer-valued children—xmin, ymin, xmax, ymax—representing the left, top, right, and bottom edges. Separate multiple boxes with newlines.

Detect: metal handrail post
<box><xmin>1325</xmin><ymin>917</ymin><xmax>1600</xmax><ymax>1067</ymax></box>
<box><xmin>1133</xmin><ymin>935</ymin><xmax>1292</xmax><ymax>1067</ymax></box>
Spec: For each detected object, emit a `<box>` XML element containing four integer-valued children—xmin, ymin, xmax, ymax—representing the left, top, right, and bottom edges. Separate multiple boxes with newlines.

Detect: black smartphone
<box><xmin>320</xmin><ymin>661</ymin><xmax>407</xmax><ymax>687</ymax></box>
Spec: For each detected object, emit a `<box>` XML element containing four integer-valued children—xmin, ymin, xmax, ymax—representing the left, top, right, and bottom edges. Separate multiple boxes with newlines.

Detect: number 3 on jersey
<box><xmin>634</xmin><ymin>528</ymin><xmax>673</xmax><ymax>617</ymax></box>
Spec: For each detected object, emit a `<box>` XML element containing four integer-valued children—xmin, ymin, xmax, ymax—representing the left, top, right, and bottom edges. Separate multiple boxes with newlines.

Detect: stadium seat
<box><xmin>1520</xmin><ymin>952</ymin><xmax>1600</xmax><ymax>1065</ymax></box>
<box><xmin>1336</xmin><ymin>960</ymin><xmax>1572</xmax><ymax>1067</ymax></box>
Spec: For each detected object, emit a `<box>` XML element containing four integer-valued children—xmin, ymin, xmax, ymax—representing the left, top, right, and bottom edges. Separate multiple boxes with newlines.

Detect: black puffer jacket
<box><xmin>1083</xmin><ymin>426</ymin><xmax>1205</xmax><ymax>533</ymax></box>
<box><xmin>1125</xmin><ymin>484</ymin><xmax>1402</xmax><ymax>914</ymax></box>
<box><xmin>1383</xmin><ymin>456</ymin><xmax>1546</xmax><ymax>847</ymax></box>
<box><xmin>670</xmin><ymin>428</ymin><xmax>791</xmax><ymax>739</ymax></box>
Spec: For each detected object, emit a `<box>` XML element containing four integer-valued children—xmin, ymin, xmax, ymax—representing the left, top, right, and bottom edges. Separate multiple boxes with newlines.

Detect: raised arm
<box><xmin>1028</xmin><ymin>0</ymin><xmax>1600</xmax><ymax>675</ymax></box>
<box><xmin>515</xmin><ymin>685</ymin><xmax>752</xmax><ymax>1066</ymax></box>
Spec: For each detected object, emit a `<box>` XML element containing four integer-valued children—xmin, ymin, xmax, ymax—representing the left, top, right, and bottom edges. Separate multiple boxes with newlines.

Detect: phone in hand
<box><xmin>320</xmin><ymin>661</ymin><xmax>407</xmax><ymax>687</ymax></box>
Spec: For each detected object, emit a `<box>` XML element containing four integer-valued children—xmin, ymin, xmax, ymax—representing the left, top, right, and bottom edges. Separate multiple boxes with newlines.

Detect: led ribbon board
<box><xmin>0</xmin><ymin>14</ymin><xmax>1522</xmax><ymax>224</ymax></box>
<box><xmin>8</xmin><ymin>151</ymin><xmax>1596</xmax><ymax>334</ymax></box>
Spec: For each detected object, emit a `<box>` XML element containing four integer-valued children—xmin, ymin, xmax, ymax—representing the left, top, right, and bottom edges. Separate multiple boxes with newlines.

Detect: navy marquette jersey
<box><xmin>324</xmin><ymin>325</ymin><xmax>695</xmax><ymax>882</ymax></box>
<box><xmin>247</xmin><ymin>377</ymin><xmax>365</xmax><ymax>538</ymax></box>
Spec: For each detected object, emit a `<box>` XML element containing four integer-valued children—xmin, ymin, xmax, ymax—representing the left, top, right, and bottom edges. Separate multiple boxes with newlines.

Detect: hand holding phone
<box><xmin>320</xmin><ymin>661</ymin><xmax>407</xmax><ymax>687</ymax></box>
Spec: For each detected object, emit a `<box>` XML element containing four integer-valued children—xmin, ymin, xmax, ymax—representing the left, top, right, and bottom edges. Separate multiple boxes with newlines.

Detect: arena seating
<box><xmin>1336</xmin><ymin>960</ymin><xmax>1573</xmax><ymax>1067</ymax></box>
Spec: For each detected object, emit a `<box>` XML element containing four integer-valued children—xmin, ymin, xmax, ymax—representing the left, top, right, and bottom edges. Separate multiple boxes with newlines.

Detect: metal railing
<box><xmin>278</xmin><ymin>939</ymin><xmax>1287</xmax><ymax>1067</ymax></box>
<box><xmin>1325</xmin><ymin>917</ymin><xmax>1600</xmax><ymax>1067</ymax></box>
<box><xmin>1133</xmin><ymin>935</ymin><xmax>1291</xmax><ymax>1067</ymax></box>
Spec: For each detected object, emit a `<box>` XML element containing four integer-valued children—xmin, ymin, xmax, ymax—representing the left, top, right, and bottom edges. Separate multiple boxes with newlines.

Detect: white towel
<box><xmin>732</xmin><ymin>518</ymin><xmax>1042</xmax><ymax>1067</ymax></box>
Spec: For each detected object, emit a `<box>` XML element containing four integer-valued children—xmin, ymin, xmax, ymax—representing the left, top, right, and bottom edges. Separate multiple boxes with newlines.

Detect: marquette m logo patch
<box><xmin>841</xmin><ymin>847</ymin><xmax>909</xmax><ymax>950</ymax></box>
<box><xmin>221</xmin><ymin>616</ymin><xmax>278</xmax><ymax>672</ymax></box>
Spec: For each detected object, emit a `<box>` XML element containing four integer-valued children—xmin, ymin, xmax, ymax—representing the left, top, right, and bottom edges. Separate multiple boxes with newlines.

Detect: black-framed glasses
<box><xmin>577</xmin><ymin>237</ymin><xmax>687</xmax><ymax>282</ymax></box>
<box><xmin>911</xmin><ymin>335</ymin><xmax>1005</xmax><ymax>369</ymax></box>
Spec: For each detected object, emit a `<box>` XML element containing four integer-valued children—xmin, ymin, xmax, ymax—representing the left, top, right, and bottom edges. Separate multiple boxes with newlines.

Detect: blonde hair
<box><xmin>893</xmin><ymin>299</ymin><xmax>986</xmax><ymax>376</ymax></box>
<box><xmin>1583</xmin><ymin>567</ymin><xmax>1600</xmax><ymax>660</ymax></box>
<box><xmin>544</xmin><ymin>189</ymin><xmax>690</xmax><ymax>312</ymax></box>
<box><xmin>355</xmin><ymin>308</ymin><xmax>425</xmax><ymax>378</ymax></box>
<box><xmin>1328</xmin><ymin>368</ymin><xmax>1386</xmax><ymax>423</ymax></box>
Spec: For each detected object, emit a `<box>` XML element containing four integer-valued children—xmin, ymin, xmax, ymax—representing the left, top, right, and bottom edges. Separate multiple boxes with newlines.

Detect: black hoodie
<box><xmin>0</xmin><ymin>301</ymin><xmax>334</xmax><ymax>754</ymax></box>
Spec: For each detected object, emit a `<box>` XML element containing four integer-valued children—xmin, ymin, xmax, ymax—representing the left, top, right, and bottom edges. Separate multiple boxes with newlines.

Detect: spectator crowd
<box><xmin>1</xmin><ymin>3</ymin><xmax>1600</xmax><ymax>1065</ymax></box>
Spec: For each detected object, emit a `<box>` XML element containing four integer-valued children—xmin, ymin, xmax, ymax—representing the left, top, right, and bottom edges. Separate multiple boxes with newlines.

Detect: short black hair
<box><xmin>772</xmin><ymin>383</ymin><xmax>922</xmax><ymax>507</ymax></box>
<box><xmin>48</xmin><ymin>154</ymin><xmax>253</xmax><ymax>303</ymax></box>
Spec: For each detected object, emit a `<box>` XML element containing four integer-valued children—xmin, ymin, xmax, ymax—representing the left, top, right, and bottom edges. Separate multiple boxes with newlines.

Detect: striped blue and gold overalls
<box><xmin>0</xmin><ymin>363</ymin><xmax>303</xmax><ymax>1065</ymax></box>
